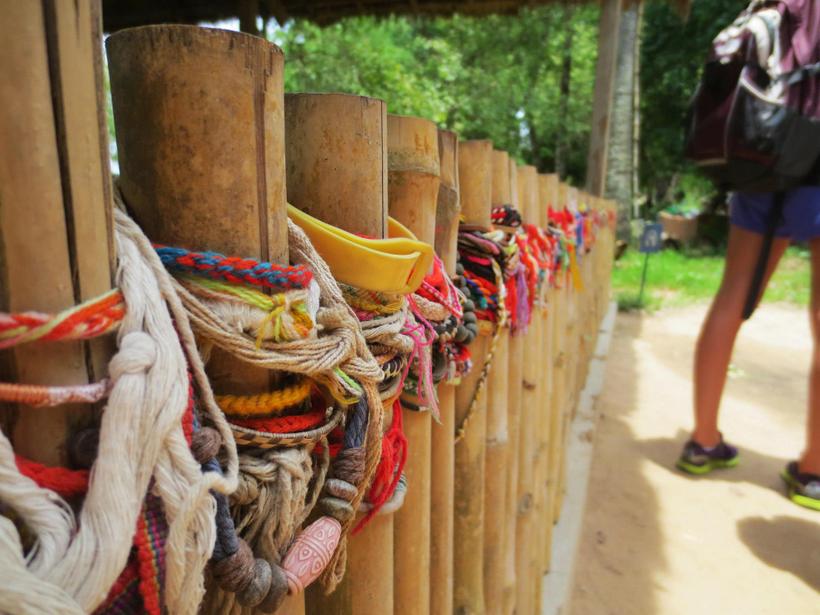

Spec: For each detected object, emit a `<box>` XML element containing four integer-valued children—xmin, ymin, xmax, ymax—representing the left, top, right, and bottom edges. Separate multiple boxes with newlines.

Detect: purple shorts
<box><xmin>730</xmin><ymin>188</ymin><xmax>820</xmax><ymax>242</ymax></box>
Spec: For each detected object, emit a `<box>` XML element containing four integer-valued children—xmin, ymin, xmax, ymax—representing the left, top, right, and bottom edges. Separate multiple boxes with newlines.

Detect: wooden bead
<box><xmin>320</xmin><ymin>496</ymin><xmax>356</xmax><ymax>524</ymax></box>
<box><xmin>211</xmin><ymin>539</ymin><xmax>255</xmax><ymax>593</ymax></box>
<box><xmin>236</xmin><ymin>558</ymin><xmax>273</xmax><ymax>608</ymax></box>
<box><xmin>332</xmin><ymin>446</ymin><xmax>365</xmax><ymax>486</ymax></box>
<box><xmin>257</xmin><ymin>562</ymin><xmax>289</xmax><ymax>613</ymax></box>
<box><xmin>324</xmin><ymin>478</ymin><xmax>358</xmax><ymax>502</ymax></box>
<box><xmin>191</xmin><ymin>426</ymin><xmax>221</xmax><ymax>463</ymax></box>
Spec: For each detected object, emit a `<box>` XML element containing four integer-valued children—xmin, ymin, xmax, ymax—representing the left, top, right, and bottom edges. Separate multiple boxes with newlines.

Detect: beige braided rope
<box><xmin>162</xmin><ymin>218</ymin><xmax>385</xmax><ymax>593</ymax></box>
<box><xmin>0</xmin><ymin>205</ymin><xmax>239</xmax><ymax>614</ymax></box>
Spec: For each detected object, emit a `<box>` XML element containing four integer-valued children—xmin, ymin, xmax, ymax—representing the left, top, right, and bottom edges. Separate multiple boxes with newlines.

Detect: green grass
<box><xmin>612</xmin><ymin>246</ymin><xmax>811</xmax><ymax>311</ymax></box>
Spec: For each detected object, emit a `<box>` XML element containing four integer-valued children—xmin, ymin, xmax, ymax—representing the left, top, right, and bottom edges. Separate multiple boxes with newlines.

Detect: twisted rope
<box><xmin>0</xmin><ymin>380</ymin><xmax>111</xmax><ymax>407</ymax></box>
<box><xmin>155</xmin><ymin>246</ymin><xmax>313</xmax><ymax>291</ymax></box>
<box><xmin>0</xmin><ymin>205</ymin><xmax>238</xmax><ymax>614</ymax></box>
<box><xmin>215</xmin><ymin>379</ymin><xmax>313</xmax><ymax>418</ymax></box>
<box><xmin>0</xmin><ymin>289</ymin><xmax>124</xmax><ymax>350</ymax></box>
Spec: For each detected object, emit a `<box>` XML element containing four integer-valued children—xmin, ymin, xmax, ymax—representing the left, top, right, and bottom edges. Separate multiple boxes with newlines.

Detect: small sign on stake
<box><xmin>638</xmin><ymin>222</ymin><xmax>663</xmax><ymax>305</ymax></box>
<box><xmin>640</xmin><ymin>223</ymin><xmax>663</xmax><ymax>254</ymax></box>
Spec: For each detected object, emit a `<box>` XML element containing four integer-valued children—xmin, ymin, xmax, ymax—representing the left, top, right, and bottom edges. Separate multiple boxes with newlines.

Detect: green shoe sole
<box><xmin>676</xmin><ymin>455</ymin><xmax>739</xmax><ymax>475</ymax></box>
<box><xmin>788</xmin><ymin>490</ymin><xmax>820</xmax><ymax>511</ymax></box>
<box><xmin>781</xmin><ymin>470</ymin><xmax>820</xmax><ymax>511</ymax></box>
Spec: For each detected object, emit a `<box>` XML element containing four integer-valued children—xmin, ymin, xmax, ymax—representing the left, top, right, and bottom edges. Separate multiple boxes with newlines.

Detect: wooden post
<box><xmin>585</xmin><ymin>0</ymin><xmax>623</xmax><ymax>196</ymax></box>
<box><xmin>565</xmin><ymin>186</ymin><xmax>580</xmax><ymax>421</ymax></box>
<box><xmin>107</xmin><ymin>23</ymin><xmax>295</xmax><ymax>614</ymax></box>
<box><xmin>578</xmin><ymin>191</ymin><xmax>594</xmax><ymax>389</ymax></box>
<box><xmin>535</xmin><ymin>174</ymin><xmax>559</xmax><ymax>580</ymax></box>
<box><xmin>539</xmin><ymin>175</ymin><xmax>560</xmax><ymax>573</ymax></box>
<box><xmin>386</xmin><ymin>114</ymin><xmax>439</xmax><ymax>615</ymax></box>
<box><xmin>484</xmin><ymin>150</ymin><xmax>511</xmax><ymax>615</ymax></box>
<box><xmin>285</xmin><ymin>93</ymin><xmax>390</xmax><ymax>615</ymax></box>
<box><xmin>514</xmin><ymin>164</ymin><xmax>539</xmax><ymax>615</ymax></box>
<box><xmin>521</xmin><ymin>166</ymin><xmax>546</xmax><ymax>614</ymax></box>
<box><xmin>108</xmin><ymin>25</ymin><xmax>287</xmax><ymax>399</ymax></box>
<box><xmin>285</xmin><ymin>94</ymin><xmax>387</xmax><ymax>240</ymax></box>
<box><xmin>0</xmin><ymin>0</ymin><xmax>114</xmax><ymax>464</ymax></box>
<box><xmin>550</xmin><ymin>183</ymin><xmax>570</xmax><ymax>527</ymax></box>
<box><xmin>453</xmin><ymin>139</ymin><xmax>492</xmax><ymax>615</ymax></box>
<box><xmin>430</xmin><ymin>129</ymin><xmax>459</xmax><ymax>615</ymax></box>
<box><xmin>502</xmin><ymin>156</ymin><xmax>522</xmax><ymax>615</ymax></box>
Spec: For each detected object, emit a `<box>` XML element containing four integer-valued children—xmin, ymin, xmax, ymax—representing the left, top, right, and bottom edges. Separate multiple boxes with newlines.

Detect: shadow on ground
<box><xmin>637</xmin><ymin>429</ymin><xmax>790</xmax><ymax>494</ymax></box>
<box><xmin>737</xmin><ymin>516</ymin><xmax>820</xmax><ymax>594</ymax></box>
<box><xmin>571</xmin><ymin>312</ymin><xmax>668</xmax><ymax>615</ymax></box>
<box><xmin>571</xmin><ymin>306</ymin><xmax>820</xmax><ymax>614</ymax></box>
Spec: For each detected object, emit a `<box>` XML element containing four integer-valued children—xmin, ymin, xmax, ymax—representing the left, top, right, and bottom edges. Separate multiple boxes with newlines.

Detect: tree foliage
<box><xmin>640</xmin><ymin>0</ymin><xmax>747</xmax><ymax>204</ymax></box>
<box><xmin>271</xmin><ymin>6</ymin><xmax>600</xmax><ymax>184</ymax></box>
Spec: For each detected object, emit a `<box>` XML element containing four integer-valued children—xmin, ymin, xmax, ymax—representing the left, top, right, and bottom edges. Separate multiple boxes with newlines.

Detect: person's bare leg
<box><xmin>692</xmin><ymin>227</ymin><xmax>789</xmax><ymax>447</ymax></box>
<box><xmin>801</xmin><ymin>240</ymin><xmax>820</xmax><ymax>474</ymax></box>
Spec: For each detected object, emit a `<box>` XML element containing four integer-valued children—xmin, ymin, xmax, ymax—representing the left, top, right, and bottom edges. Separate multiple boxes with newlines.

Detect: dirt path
<box><xmin>570</xmin><ymin>305</ymin><xmax>820</xmax><ymax>615</ymax></box>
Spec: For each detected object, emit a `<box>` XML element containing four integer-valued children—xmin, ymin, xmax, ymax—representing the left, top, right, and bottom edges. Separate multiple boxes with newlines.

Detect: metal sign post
<box><xmin>638</xmin><ymin>222</ymin><xmax>663</xmax><ymax>305</ymax></box>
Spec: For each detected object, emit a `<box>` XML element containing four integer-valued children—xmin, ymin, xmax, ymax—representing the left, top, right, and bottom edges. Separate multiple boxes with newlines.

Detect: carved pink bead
<box><xmin>281</xmin><ymin>516</ymin><xmax>342</xmax><ymax>594</ymax></box>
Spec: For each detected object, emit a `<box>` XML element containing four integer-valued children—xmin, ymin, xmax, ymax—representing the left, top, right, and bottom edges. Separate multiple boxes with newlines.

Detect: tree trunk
<box><xmin>555</xmin><ymin>7</ymin><xmax>575</xmax><ymax>180</ymax></box>
<box><xmin>605</xmin><ymin>0</ymin><xmax>642</xmax><ymax>242</ymax></box>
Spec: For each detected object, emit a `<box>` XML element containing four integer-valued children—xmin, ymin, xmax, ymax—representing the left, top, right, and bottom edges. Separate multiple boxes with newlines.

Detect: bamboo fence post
<box><xmin>524</xmin><ymin>167</ymin><xmax>548</xmax><ymax>615</ymax></box>
<box><xmin>107</xmin><ymin>24</ymin><xmax>295</xmax><ymax>614</ymax></box>
<box><xmin>550</xmin><ymin>183</ymin><xmax>570</xmax><ymax>526</ymax></box>
<box><xmin>284</xmin><ymin>93</ymin><xmax>390</xmax><ymax>615</ymax></box>
<box><xmin>604</xmin><ymin>200</ymin><xmax>616</xmax><ymax>312</ymax></box>
<box><xmin>430</xmin><ymin>129</ymin><xmax>459</xmax><ymax>615</ymax></box>
<box><xmin>583</xmin><ymin>191</ymin><xmax>597</xmax><ymax>379</ymax></box>
<box><xmin>513</xmin><ymin>164</ymin><xmax>539</xmax><ymax>615</ymax></box>
<box><xmin>555</xmin><ymin>186</ymin><xmax>580</xmax><ymax>519</ymax></box>
<box><xmin>597</xmin><ymin>197</ymin><xmax>609</xmax><ymax>321</ymax></box>
<box><xmin>535</xmin><ymin>173</ymin><xmax>559</xmax><ymax>578</ymax></box>
<box><xmin>0</xmin><ymin>0</ymin><xmax>114</xmax><ymax>464</ymax></box>
<box><xmin>108</xmin><ymin>25</ymin><xmax>287</xmax><ymax>395</ymax></box>
<box><xmin>386</xmin><ymin>114</ymin><xmax>440</xmax><ymax>615</ymax></box>
<box><xmin>532</xmin><ymin>174</ymin><xmax>548</xmax><ymax>588</ymax></box>
<box><xmin>502</xmin><ymin>158</ymin><xmax>521</xmax><ymax>615</ymax></box>
<box><xmin>453</xmin><ymin>139</ymin><xmax>493</xmax><ymax>615</ymax></box>
<box><xmin>568</xmin><ymin>187</ymin><xmax>581</xmax><ymax>409</ymax></box>
<box><xmin>482</xmin><ymin>150</ymin><xmax>511</xmax><ymax>615</ymax></box>
<box><xmin>576</xmin><ymin>190</ymin><xmax>589</xmax><ymax>390</ymax></box>
<box><xmin>543</xmin><ymin>176</ymin><xmax>561</xmax><ymax>575</ymax></box>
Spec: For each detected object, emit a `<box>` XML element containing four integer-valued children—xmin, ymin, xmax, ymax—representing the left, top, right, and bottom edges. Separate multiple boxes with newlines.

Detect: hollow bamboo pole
<box><xmin>430</xmin><ymin>129</ymin><xmax>459</xmax><ymax>615</ymax></box>
<box><xmin>550</xmin><ymin>183</ymin><xmax>570</xmax><ymax>527</ymax></box>
<box><xmin>532</xmin><ymin>206</ymin><xmax>546</xmax><ymax>615</ymax></box>
<box><xmin>535</xmin><ymin>173</ymin><xmax>559</xmax><ymax>579</ymax></box>
<box><xmin>453</xmin><ymin>139</ymin><xmax>493</xmax><ymax>615</ymax></box>
<box><xmin>532</xmin><ymin>175</ymin><xmax>548</xmax><ymax>590</ymax></box>
<box><xmin>520</xmin><ymin>166</ymin><xmax>545</xmax><ymax>614</ymax></box>
<box><xmin>284</xmin><ymin>93</ymin><xmax>390</xmax><ymax>615</ymax></box>
<box><xmin>285</xmin><ymin>94</ymin><xmax>388</xmax><ymax>240</ymax></box>
<box><xmin>386</xmin><ymin>114</ymin><xmax>440</xmax><ymax>615</ymax></box>
<box><xmin>107</xmin><ymin>23</ymin><xmax>295</xmax><ymax>614</ymax></box>
<box><xmin>579</xmin><ymin>190</ymin><xmax>594</xmax><ymax>388</ymax></box>
<box><xmin>514</xmin><ymin>164</ymin><xmax>539</xmax><ymax>615</ymax></box>
<box><xmin>0</xmin><ymin>0</ymin><xmax>114</xmax><ymax>465</ymax></box>
<box><xmin>554</xmin><ymin>186</ymin><xmax>580</xmax><ymax>520</ymax></box>
<box><xmin>108</xmin><ymin>25</ymin><xmax>287</xmax><ymax>400</ymax></box>
<box><xmin>502</xmin><ymin>157</ymin><xmax>521</xmax><ymax>615</ymax></box>
<box><xmin>567</xmin><ymin>186</ymin><xmax>581</xmax><ymax>411</ymax></box>
<box><xmin>483</xmin><ymin>150</ymin><xmax>511</xmax><ymax>615</ymax></box>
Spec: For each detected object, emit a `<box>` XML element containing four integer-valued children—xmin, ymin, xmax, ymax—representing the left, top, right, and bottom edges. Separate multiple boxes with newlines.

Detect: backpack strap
<box><xmin>742</xmin><ymin>191</ymin><xmax>786</xmax><ymax>319</ymax></box>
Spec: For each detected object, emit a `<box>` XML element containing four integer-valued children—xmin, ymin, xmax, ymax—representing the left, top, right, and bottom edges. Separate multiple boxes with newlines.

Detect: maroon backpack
<box><xmin>684</xmin><ymin>0</ymin><xmax>820</xmax><ymax>192</ymax></box>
